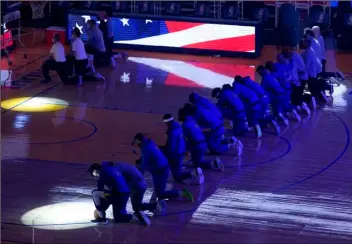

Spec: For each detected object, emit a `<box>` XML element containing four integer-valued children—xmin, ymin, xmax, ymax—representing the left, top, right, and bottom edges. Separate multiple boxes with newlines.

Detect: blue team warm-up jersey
<box><xmin>194</xmin><ymin>105</ymin><xmax>223</xmax><ymax>130</ymax></box>
<box><xmin>182</xmin><ymin>116</ymin><xmax>207</xmax><ymax>149</ymax></box>
<box><xmin>193</xmin><ymin>93</ymin><xmax>222</xmax><ymax>120</ymax></box>
<box><xmin>114</xmin><ymin>162</ymin><xmax>147</xmax><ymax>190</ymax></box>
<box><xmin>232</xmin><ymin>82</ymin><xmax>260</xmax><ymax>105</ymax></box>
<box><xmin>141</xmin><ymin>139</ymin><xmax>169</xmax><ymax>174</ymax></box>
<box><xmin>166</xmin><ymin>121</ymin><xmax>186</xmax><ymax>157</ymax></box>
<box><xmin>242</xmin><ymin>77</ymin><xmax>266</xmax><ymax>98</ymax></box>
<box><xmin>98</xmin><ymin>163</ymin><xmax>130</xmax><ymax>193</ymax></box>
<box><xmin>261</xmin><ymin>73</ymin><xmax>285</xmax><ymax>96</ymax></box>
<box><xmin>217</xmin><ymin>89</ymin><xmax>245</xmax><ymax>112</ymax></box>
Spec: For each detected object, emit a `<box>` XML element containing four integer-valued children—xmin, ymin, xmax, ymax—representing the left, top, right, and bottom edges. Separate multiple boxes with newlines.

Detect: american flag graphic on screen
<box><xmin>68</xmin><ymin>14</ymin><xmax>256</xmax><ymax>53</ymax></box>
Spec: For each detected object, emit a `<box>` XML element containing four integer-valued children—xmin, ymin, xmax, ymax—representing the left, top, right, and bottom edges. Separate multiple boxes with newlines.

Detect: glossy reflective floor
<box><xmin>1</xmin><ymin>44</ymin><xmax>352</xmax><ymax>244</ymax></box>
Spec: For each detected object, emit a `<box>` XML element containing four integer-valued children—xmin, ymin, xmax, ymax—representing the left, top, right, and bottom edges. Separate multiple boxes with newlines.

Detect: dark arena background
<box><xmin>1</xmin><ymin>1</ymin><xmax>352</xmax><ymax>244</ymax></box>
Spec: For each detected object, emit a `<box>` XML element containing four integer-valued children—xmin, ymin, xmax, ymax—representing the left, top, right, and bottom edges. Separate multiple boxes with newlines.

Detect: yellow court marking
<box><xmin>1</xmin><ymin>97</ymin><xmax>69</xmax><ymax>112</ymax></box>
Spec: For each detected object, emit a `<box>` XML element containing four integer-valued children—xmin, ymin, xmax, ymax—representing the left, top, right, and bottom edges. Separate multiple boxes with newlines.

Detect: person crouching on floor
<box><xmin>88</xmin><ymin>162</ymin><xmax>132</xmax><ymax>224</ymax></box>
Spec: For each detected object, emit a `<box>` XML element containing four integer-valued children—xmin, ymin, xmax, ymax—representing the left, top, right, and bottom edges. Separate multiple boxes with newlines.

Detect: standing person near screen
<box><xmin>312</xmin><ymin>26</ymin><xmax>326</xmax><ymax>73</ymax></box>
<box><xmin>104</xmin><ymin>10</ymin><xmax>128</xmax><ymax>62</ymax></box>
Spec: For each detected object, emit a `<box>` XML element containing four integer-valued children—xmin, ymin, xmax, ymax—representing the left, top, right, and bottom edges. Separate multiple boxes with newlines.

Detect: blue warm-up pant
<box><xmin>268</xmin><ymin>93</ymin><xmax>286</xmax><ymax>116</ymax></box>
<box><xmin>245</xmin><ymin>102</ymin><xmax>262</xmax><ymax>127</ymax></box>
<box><xmin>92</xmin><ymin>189</ymin><xmax>132</xmax><ymax>222</ymax></box>
<box><xmin>159</xmin><ymin>147</ymin><xmax>193</xmax><ymax>183</ymax></box>
<box><xmin>205</xmin><ymin>125</ymin><xmax>229</xmax><ymax>154</ymax></box>
<box><xmin>130</xmin><ymin>187</ymin><xmax>157</xmax><ymax>213</ymax></box>
<box><xmin>151</xmin><ymin>167</ymin><xmax>180</xmax><ymax>200</ymax></box>
<box><xmin>188</xmin><ymin>142</ymin><xmax>213</xmax><ymax>169</ymax></box>
<box><xmin>219</xmin><ymin>107</ymin><xmax>247</xmax><ymax>136</ymax></box>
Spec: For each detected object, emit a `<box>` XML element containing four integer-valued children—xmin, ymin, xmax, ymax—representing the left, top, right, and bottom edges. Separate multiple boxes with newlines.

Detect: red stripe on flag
<box><xmin>165</xmin><ymin>21</ymin><xmax>204</xmax><ymax>34</ymax></box>
<box><xmin>188</xmin><ymin>62</ymin><xmax>255</xmax><ymax>80</ymax></box>
<box><xmin>183</xmin><ymin>34</ymin><xmax>255</xmax><ymax>52</ymax></box>
<box><xmin>165</xmin><ymin>73</ymin><xmax>204</xmax><ymax>88</ymax></box>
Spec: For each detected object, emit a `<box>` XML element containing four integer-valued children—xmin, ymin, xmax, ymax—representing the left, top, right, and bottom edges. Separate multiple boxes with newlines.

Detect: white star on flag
<box><xmin>146</xmin><ymin>77</ymin><xmax>153</xmax><ymax>88</ymax></box>
<box><xmin>120</xmin><ymin>18</ymin><xmax>130</xmax><ymax>26</ymax></box>
<box><xmin>75</xmin><ymin>23</ymin><xmax>83</xmax><ymax>34</ymax></box>
<box><xmin>146</xmin><ymin>19</ymin><xmax>153</xmax><ymax>24</ymax></box>
<box><xmin>81</xmin><ymin>15</ymin><xmax>91</xmax><ymax>23</ymax></box>
<box><xmin>120</xmin><ymin>72</ymin><xmax>130</xmax><ymax>83</ymax></box>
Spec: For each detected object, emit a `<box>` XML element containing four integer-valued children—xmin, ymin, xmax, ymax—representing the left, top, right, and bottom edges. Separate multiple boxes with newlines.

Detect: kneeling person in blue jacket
<box><xmin>161</xmin><ymin>114</ymin><xmax>204</xmax><ymax>185</ymax></box>
<box><xmin>89</xmin><ymin>162</ymin><xmax>132</xmax><ymax>224</ymax></box>
<box><xmin>132</xmin><ymin>133</ymin><xmax>194</xmax><ymax>203</ymax></box>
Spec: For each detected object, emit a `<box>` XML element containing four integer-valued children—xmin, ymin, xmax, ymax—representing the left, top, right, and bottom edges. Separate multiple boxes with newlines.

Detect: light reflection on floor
<box><xmin>21</xmin><ymin>186</ymin><xmax>155</xmax><ymax>230</ymax></box>
<box><xmin>190</xmin><ymin>189</ymin><xmax>352</xmax><ymax>237</ymax></box>
<box><xmin>117</xmin><ymin>56</ymin><xmax>255</xmax><ymax>89</ymax></box>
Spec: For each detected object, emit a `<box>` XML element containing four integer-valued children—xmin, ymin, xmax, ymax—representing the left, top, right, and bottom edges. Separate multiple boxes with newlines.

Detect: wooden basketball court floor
<box><xmin>1</xmin><ymin>43</ymin><xmax>352</xmax><ymax>244</ymax></box>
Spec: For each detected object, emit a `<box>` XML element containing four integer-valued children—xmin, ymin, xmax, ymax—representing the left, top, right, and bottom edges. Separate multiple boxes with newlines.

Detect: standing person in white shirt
<box><xmin>312</xmin><ymin>26</ymin><xmax>327</xmax><ymax>72</ymax></box>
<box><xmin>41</xmin><ymin>33</ymin><xmax>68</xmax><ymax>84</ymax></box>
<box><xmin>69</xmin><ymin>27</ymin><xmax>88</xmax><ymax>86</ymax></box>
<box><xmin>312</xmin><ymin>26</ymin><xmax>344</xmax><ymax>83</ymax></box>
<box><xmin>300</xmin><ymin>38</ymin><xmax>329</xmax><ymax>104</ymax></box>
<box><xmin>304</xmin><ymin>28</ymin><xmax>322</xmax><ymax>66</ymax></box>
<box><xmin>283</xmin><ymin>49</ymin><xmax>311</xmax><ymax>115</ymax></box>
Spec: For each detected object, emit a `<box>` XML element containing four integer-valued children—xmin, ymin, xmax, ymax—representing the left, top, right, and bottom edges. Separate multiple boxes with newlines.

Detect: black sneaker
<box><xmin>328</xmin><ymin>84</ymin><xmax>334</xmax><ymax>96</ymax></box>
<box><xmin>91</xmin><ymin>217</ymin><xmax>108</xmax><ymax>224</ymax></box>
<box><xmin>337</xmin><ymin>71</ymin><xmax>345</xmax><ymax>80</ymax></box>
<box><xmin>114</xmin><ymin>214</ymin><xmax>133</xmax><ymax>223</ymax></box>
<box><xmin>133</xmin><ymin>212</ymin><xmax>151</xmax><ymax>226</ymax></box>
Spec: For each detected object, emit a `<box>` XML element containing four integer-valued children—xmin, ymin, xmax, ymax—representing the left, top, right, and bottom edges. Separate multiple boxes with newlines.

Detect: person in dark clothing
<box><xmin>132</xmin><ymin>133</ymin><xmax>194</xmax><ymax>202</ymax></box>
<box><xmin>160</xmin><ymin>114</ymin><xmax>204</xmax><ymax>184</ymax></box>
<box><xmin>88</xmin><ymin>162</ymin><xmax>132</xmax><ymax>224</ymax></box>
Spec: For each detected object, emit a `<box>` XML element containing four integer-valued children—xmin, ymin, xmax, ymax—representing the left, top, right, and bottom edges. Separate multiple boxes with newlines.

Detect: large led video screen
<box><xmin>67</xmin><ymin>14</ymin><xmax>256</xmax><ymax>54</ymax></box>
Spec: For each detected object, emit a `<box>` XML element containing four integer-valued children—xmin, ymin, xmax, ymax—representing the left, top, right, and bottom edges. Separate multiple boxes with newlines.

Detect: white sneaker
<box><xmin>234</xmin><ymin>140</ymin><xmax>243</xmax><ymax>156</ymax></box>
<box><xmin>321</xmin><ymin>91</ymin><xmax>329</xmax><ymax>103</ymax></box>
<box><xmin>133</xmin><ymin>212</ymin><xmax>151</xmax><ymax>226</ymax></box>
<box><xmin>212</xmin><ymin>158</ymin><xmax>224</xmax><ymax>171</ymax></box>
<box><xmin>229</xmin><ymin>121</ymin><xmax>233</xmax><ymax>129</ymax></box>
<box><xmin>77</xmin><ymin>76</ymin><xmax>83</xmax><ymax>86</ymax></box>
<box><xmin>292</xmin><ymin>109</ymin><xmax>301</xmax><ymax>122</ymax></box>
<box><xmin>278</xmin><ymin>113</ymin><xmax>289</xmax><ymax>126</ymax></box>
<box><xmin>271</xmin><ymin>120</ymin><xmax>281</xmax><ymax>135</ymax></box>
<box><xmin>110</xmin><ymin>57</ymin><xmax>116</xmax><ymax>68</ymax></box>
<box><xmin>156</xmin><ymin>200</ymin><xmax>166</xmax><ymax>214</ymax></box>
<box><xmin>194</xmin><ymin>167</ymin><xmax>204</xmax><ymax>185</ymax></box>
<box><xmin>301</xmin><ymin>102</ymin><xmax>311</xmax><ymax>116</ymax></box>
<box><xmin>255</xmin><ymin>125</ymin><xmax>262</xmax><ymax>138</ymax></box>
<box><xmin>311</xmin><ymin>97</ymin><xmax>317</xmax><ymax>110</ymax></box>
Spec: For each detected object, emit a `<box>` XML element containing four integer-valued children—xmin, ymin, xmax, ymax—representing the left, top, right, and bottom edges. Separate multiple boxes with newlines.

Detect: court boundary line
<box><xmin>3</xmin><ymin>110</ymin><xmax>349</xmax><ymax>228</ymax></box>
<box><xmin>272</xmin><ymin>111</ymin><xmax>350</xmax><ymax>193</ymax></box>
<box><xmin>1</xmin><ymin>132</ymin><xmax>292</xmax><ymax>227</ymax></box>
<box><xmin>1</xmin><ymin>82</ymin><xmax>61</xmax><ymax>115</ymax></box>
<box><xmin>3</xmin><ymin>116</ymin><xmax>98</xmax><ymax>145</ymax></box>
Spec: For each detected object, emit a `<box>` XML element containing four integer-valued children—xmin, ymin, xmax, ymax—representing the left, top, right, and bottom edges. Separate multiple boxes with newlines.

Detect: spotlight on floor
<box><xmin>21</xmin><ymin>201</ymin><xmax>98</xmax><ymax>230</ymax></box>
<box><xmin>1</xmin><ymin>97</ymin><xmax>69</xmax><ymax>112</ymax></box>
